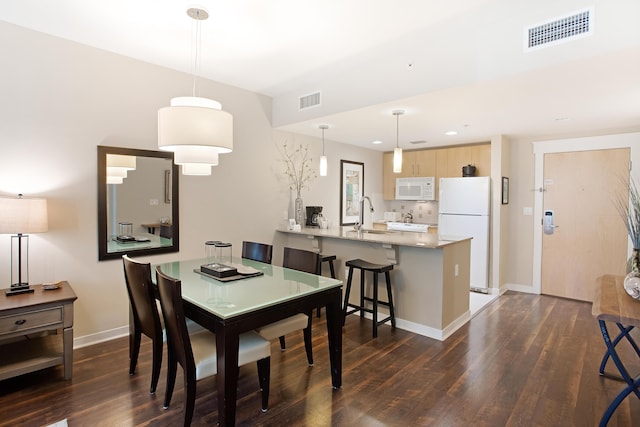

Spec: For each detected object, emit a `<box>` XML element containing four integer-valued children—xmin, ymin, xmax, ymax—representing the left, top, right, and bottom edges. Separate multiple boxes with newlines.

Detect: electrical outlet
<box><xmin>454</xmin><ymin>264</ymin><xmax>459</xmax><ymax>276</ymax></box>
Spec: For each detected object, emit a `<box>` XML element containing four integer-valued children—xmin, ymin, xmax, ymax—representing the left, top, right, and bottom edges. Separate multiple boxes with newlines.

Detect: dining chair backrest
<box><xmin>242</xmin><ymin>241</ymin><xmax>273</xmax><ymax>264</ymax></box>
<box><xmin>283</xmin><ymin>247</ymin><xmax>321</xmax><ymax>275</ymax></box>
<box><xmin>122</xmin><ymin>255</ymin><xmax>162</xmax><ymax>341</ymax></box>
<box><xmin>155</xmin><ymin>267</ymin><xmax>193</xmax><ymax>373</ymax></box>
<box><xmin>160</xmin><ymin>224</ymin><xmax>173</xmax><ymax>239</ymax></box>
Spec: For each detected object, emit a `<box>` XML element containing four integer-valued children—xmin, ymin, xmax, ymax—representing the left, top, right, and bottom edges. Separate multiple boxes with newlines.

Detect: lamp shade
<box><xmin>182</xmin><ymin>163</ymin><xmax>213</xmax><ymax>176</ymax></box>
<box><xmin>0</xmin><ymin>197</ymin><xmax>48</xmax><ymax>234</ymax></box>
<box><xmin>319</xmin><ymin>155</ymin><xmax>328</xmax><ymax>176</ymax></box>
<box><xmin>106</xmin><ymin>154</ymin><xmax>136</xmax><ymax>170</ymax></box>
<box><xmin>393</xmin><ymin>147</ymin><xmax>403</xmax><ymax>173</ymax></box>
<box><xmin>158</xmin><ymin>97</ymin><xmax>233</xmax><ymax>156</ymax></box>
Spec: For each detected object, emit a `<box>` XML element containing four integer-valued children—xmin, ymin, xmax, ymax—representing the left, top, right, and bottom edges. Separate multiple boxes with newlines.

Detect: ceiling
<box><xmin>2</xmin><ymin>0</ymin><xmax>639</xmax><ymax>151</ymax></box>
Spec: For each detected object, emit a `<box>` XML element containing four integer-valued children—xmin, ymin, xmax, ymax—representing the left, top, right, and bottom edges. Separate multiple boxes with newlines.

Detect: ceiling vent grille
<box><xmin>525</xmin><ymin>7</ymin><xmax>593</xmax><ymax>51</ymax></box>
<box><xmin>299</xmin><ymin>91</ymin><xmax>321</xmax><ymax>110</ymax></box>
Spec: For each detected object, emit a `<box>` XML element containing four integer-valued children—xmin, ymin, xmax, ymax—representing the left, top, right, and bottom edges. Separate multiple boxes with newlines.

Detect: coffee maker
<box><xmin>305</xmin><ymin>206</ymin><xmax>323</xmax><ymax>227</ymax></box>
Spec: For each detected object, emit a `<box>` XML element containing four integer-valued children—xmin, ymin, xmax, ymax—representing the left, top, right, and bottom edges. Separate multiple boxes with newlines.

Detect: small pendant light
<box><xmin>393</xmin><ymin>110</ymin><xmax>404</xmax><ymax>173</ymax></box>
<box><xmin>319</xmin><ymin>124</ymin><xmax>328</xmax><ymax>177</ymax></box>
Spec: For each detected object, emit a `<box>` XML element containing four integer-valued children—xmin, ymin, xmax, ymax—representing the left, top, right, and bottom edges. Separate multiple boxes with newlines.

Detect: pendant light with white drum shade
<box><xmin>157</xmin><ymin>8</ymin><xmax>233</xmax><ymax>176</ymax></box>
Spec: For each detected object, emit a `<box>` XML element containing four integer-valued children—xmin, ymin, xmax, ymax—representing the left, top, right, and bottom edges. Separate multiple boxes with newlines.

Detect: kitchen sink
<box><xmin>347</xmin><ymin>229</ymin><xmax>392</xmax><ymax>235</ymax></box>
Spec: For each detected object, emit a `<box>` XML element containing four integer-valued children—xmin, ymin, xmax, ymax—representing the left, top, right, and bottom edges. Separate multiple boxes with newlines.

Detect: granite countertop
<box><xmin>277</xmin><ymin>226</ymin><xmax>470</xmax><ymax>249</ymax></box>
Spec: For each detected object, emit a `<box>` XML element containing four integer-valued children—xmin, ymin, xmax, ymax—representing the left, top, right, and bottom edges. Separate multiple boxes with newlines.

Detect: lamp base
<box><xmin>6</xmin><ymin>284</ymin><xmax>34</xmax><ymax>296</ymax></box>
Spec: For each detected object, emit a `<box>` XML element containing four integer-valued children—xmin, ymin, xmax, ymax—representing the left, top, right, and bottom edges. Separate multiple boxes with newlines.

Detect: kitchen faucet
<box><xmin>354</xmin><ymin>196</ymin><xmax>374</xmax><ymax>231</ymax></box>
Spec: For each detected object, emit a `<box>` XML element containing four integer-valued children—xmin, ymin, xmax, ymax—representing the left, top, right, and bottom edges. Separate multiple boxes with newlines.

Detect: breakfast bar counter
<box><xmin>275</xmin><ymin>226</ymin><xmax>472</xmax><ymax>341</ymax></box>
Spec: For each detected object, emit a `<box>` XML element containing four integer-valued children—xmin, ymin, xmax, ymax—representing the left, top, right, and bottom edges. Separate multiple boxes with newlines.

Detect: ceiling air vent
<box><xmin>525</xmin><ymin>7</ymin><xmax>594</xmax><ymax>51</ymax></box>
<box><xmin>299</xmin><ymin>91</ymin><xmax>321</xmax><ymax>110</ymax></box>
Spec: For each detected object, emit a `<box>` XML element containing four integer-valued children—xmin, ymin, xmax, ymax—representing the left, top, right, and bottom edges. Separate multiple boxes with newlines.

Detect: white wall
<box><xmin>0</xmin><ymin>22</ymin><xmax>383</xmax><ymax>345</ymax></box>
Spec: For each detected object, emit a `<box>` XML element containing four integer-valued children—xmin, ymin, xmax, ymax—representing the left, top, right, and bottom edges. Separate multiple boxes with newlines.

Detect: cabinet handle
<box><xmin>15</xmin><ymin>319</ymin><xmax>26</xmax><ymax>325</ymax></box>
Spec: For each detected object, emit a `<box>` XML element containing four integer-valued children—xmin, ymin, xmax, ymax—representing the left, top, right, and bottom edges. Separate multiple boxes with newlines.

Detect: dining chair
<box><xmin>160</xmin><ymin>224</ymin><xmax>173</xmax><ymax>239</ymax></box>
<box><xmin>122</xmin><ymin>255</ymin><xmax>204</xmax><ymax>394</ymax></box>
<box><xmin>155</xmin><ymin>267</ymin><xmax>271</xmax><ymax>426</ymax></box>
<box><xmin>122</xmin><ymin>254</ymin><xmax>164</xmax><ymax>394</ymax></box>
<box><xmin>243</xmin><ymin>242</ymin><xmax>315</xmax><ymax>365</ymax></box>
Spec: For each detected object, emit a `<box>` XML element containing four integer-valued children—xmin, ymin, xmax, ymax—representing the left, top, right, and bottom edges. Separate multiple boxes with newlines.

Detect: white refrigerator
<box><xmin>438</xmin><ymin>177</ymin><xmax>490</xmax><ymax>292</ymax></box>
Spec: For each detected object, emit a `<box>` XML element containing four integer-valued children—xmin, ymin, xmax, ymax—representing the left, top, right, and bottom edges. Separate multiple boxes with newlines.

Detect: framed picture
<box><xmin>502</xmin><ymin>176</ymin><xmax>509</xmax><ymax>205</ymax></box>
<box><xmin>340</xmin><ymin>160</ymin><xmax>364</xmax><ymax>225</ymax></box>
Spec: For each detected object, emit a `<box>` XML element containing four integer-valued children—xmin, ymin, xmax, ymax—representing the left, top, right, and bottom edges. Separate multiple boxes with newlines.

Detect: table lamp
<box><xmin>0</xmin><ymin>194</ymin><xmax>48</xmax><ymax>296</ymax></box>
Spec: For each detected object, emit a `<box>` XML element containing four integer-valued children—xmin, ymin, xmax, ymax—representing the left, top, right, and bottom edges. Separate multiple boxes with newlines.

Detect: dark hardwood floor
<box><xmin>2</xmin><ymin>291</ymin><xmax>640</xmax><ymax>426</ymax></box>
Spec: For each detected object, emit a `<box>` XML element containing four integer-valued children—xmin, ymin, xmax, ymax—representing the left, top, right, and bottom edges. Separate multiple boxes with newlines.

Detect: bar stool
<box><xmin>317</xmin><ymin>254</ymin><xmax>337</xmax><ymax>317</ymax></box>
<box><xmin>342</xmin><ymin>259</ymin><xmax>396</xmax><ymax>338</ymax></box>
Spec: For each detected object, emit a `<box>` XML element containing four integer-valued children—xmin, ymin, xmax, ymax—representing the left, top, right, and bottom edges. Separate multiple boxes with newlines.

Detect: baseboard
<box><xmin>358</xmin><ymin>310</ymin><xmax>471</xmax><ymax>342</ymax></box>
<box><xmin>505</xmin><ymin>282</ymin><xmax>537</xmax><ymax>294</ymax></box>
<box><xmin>73</xmin><ymin>325</ymin><xmax>129</xmax><ymax>349</ymax></box>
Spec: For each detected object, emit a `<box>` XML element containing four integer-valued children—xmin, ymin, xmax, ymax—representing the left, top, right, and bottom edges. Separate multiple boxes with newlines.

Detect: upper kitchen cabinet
<box><xmin>401</xmin><ymin>150</ymin><xmax>436</xmax><ymax>178</ymax></box>
<box><xmin>383</xmin><ymin>150</ymin><xmax>437</xmax><ymax>199</ymax></box>
<box><xmin>444</xmin><ymin>144</ymin><xmax>491</xmax><ymax>177</ymax></box>
<box><xmin>382</xmin><ymin>143</ymin><xmax>491</xmax><ymax>200</ymax></box>
<box><xmin>383</xmin><ymin>152</ymin><xmax>395</xmax><ymax>200</ymax></box>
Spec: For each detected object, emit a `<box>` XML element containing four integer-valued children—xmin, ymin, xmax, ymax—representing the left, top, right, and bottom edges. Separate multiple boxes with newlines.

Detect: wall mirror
<box><xmin>98</xmin><ymin>145</ymin><xmax>179</xmax><ymax>261</ymax></box>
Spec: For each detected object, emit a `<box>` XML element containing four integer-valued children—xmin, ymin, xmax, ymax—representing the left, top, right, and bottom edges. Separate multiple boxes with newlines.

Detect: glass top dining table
<box><xmin>154</xmin><ymin>256</ymin><xmax>344</xmax><ymax>426</ymax></box>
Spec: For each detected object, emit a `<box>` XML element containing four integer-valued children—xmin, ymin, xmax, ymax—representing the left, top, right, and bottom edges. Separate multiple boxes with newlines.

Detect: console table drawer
<box><xmin>0</xmin><ymin>307</ymin><xmax>63</xmax><ymax>336</ymax></box>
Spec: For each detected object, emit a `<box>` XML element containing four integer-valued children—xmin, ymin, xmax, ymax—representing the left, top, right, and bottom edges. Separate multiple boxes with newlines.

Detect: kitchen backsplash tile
<box><xmin>386</xmin><ymin>200</ymin><xmax>439</xmax><ymax>224</ymax></box>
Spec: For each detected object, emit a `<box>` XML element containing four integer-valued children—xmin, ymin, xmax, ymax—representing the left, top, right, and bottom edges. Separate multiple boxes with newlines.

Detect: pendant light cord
<box><xmin>396</xmin><ymin>113</ymin><xmax>399</xmax><ymax>148</ymax></box>
<box><xmin>191</xmin><ymin>13</ymin><xmax>202</xmax><ymax>97</ymax></box>
<box><xmin>322</xmin><ymin>127</ymin><xmax>325</xmax><ymax>155</ymax></box>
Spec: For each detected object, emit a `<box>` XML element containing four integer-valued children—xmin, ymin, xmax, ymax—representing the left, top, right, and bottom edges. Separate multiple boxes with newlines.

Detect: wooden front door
<box><xmin>541</xmin><ymin>148</ymin><xmax>629</xmax><ymax>301</ymax></box>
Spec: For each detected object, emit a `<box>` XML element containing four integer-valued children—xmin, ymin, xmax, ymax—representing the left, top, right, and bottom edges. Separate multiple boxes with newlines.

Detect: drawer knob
<box><xmin>15</xmin><ymin>319</ymin><xmax>26</xmax><ymax>325</ymax></box>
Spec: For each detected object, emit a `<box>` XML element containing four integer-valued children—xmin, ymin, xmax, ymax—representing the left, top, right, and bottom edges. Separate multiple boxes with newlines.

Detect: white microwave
<box><xmin>396</xmin><ymin>177</ymin><xmax>435</xmax><ymax>200</ymax></box>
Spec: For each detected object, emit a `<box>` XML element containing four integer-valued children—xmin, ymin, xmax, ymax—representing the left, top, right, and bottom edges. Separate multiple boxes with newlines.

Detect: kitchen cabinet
<box><xmin>383</xmin><ymin>143</ymin><xmax>491</xmax><ymax>200</ymax></box>
<box><xmin>382</xmin><ymin>152</ymin><xmax>396</xmax><ymax>200</ymax></box>
<box><xmin>401</xmin><ymin>150</ymin><xmax>435</xmax><ymax>177</ymax></box>
<box><xmin>383</xmin><ymin>149</ymin><xmax>438</xmax><ymax>200</ymax></box>
<box><xmin>444</xmin><ymin>144</ymin><xmax>491</xmax><ymax>178</ymax></box>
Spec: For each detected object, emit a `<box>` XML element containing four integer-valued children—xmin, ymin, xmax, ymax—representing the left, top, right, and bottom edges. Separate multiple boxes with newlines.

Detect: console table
<box><xmin>0</xmin><ymin>282</ymin><xmax>77</xmax><ymax>381</ymax></box>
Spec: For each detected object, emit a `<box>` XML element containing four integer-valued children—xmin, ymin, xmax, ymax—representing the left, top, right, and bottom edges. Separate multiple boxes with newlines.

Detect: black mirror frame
<box><xmin>97</xmin><ymin>145</ymin><xmax>179</xmax><ymax>261</ymax></box>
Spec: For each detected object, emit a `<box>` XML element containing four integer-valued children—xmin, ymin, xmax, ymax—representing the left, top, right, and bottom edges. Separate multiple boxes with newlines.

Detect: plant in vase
<box><xmin>616</xmin><ymin>177</ymin><xmax>640</xmax><ymax>299</ymax></box>
<box><xmin>280</xmin><ymin>141</ymin><xmax>317</xmax><ymax>225</ymax></box>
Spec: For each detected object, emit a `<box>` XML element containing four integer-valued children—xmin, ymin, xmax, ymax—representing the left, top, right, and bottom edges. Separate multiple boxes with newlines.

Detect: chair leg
<box><xmin>150</xmin><ymin>337</ymin><xmax>163</xmax><ymax>394</ymax></box>
<box><xmin>257</xmin><ymin>357</ymin><xmax>271</xmax><ymax>412</ymax></box>
<box><xmin>318</xmin><ymin>260</ymin><xmax>336</xmax><ymax>318</ymax></box>
<box><xmin>359</xmin><ymin>270</ymin><xmax>366</xmax><ymax>318</ymax></box>
<box><xmin>183</xmin><ymin>369</ymin><xmax>197</xmax><ymax>427</ymax></box>
<box><xmin>385</xmin><ymin>271</ymin><xmax>396</xmax><ymax>328</ymax></box>
<box><xmin>328</xmin><ymin>260</ymin><xmax>336</xmax><ymax>279</ymax></box>
<box><xmin>278</xmin><ymin>336</ymin><xmax>286</xmax><ymax>351</ymax></box>
<box><xmin>372</xmin><ymin>272</ymin><xmax>379</xmax><ymax>338</ymax></box>
<box><xmin>129</xmin><ymin>329</ymin><xmax>141</xmax><ymax>375</ymax></box>
<box><xmin>303</xmin><ymin>314</ymin><xmax>314</xmax><ymax>366</ymax></box>
<box><xmin>342</xmin><ymin>267</ymin><xmax>354</xmax><ymax>325</ymax></box>
<box><xmin>163</xmin><ymin>350</ymin><xmax>177</xmax><ymax>410</ymax></box>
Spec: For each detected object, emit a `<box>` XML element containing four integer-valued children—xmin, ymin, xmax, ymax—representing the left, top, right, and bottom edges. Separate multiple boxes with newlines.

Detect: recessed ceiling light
<box><xmin>445</xmin><ymin>131</ymin><xmax>457</xmax><ymax>136</ymax></box>
<box><xmin>371</xmin><ymin>140</ymin><xmax>383</xmax><ymax>145</ymax></box>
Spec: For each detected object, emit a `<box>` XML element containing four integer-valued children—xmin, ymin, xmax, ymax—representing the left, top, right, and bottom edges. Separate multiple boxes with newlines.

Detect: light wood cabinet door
<box><xmin>469</xmin><ymin>144</ymin><xmax>491</xmax><ymax>176</ymax></box>
<box><xmin>445</xmin><ymin>144</ymin><xmax>491</xmax><ymax>178</ymax></box>
<box><xmin>383</xmin><ymin>152</ymin><xmax>396</xmax><ymax>200</ymax></box>
<box><xmin>414</xmin><ymin>150</ymin><xmax>436</xmax><ymax>177</ymax></box>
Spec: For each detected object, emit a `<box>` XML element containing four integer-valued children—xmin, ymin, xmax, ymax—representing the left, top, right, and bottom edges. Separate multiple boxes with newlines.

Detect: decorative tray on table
<box><xmin>195</xmin><ymin>263</ymin><xmax>263</xmax><ymax>282</ymax></box>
